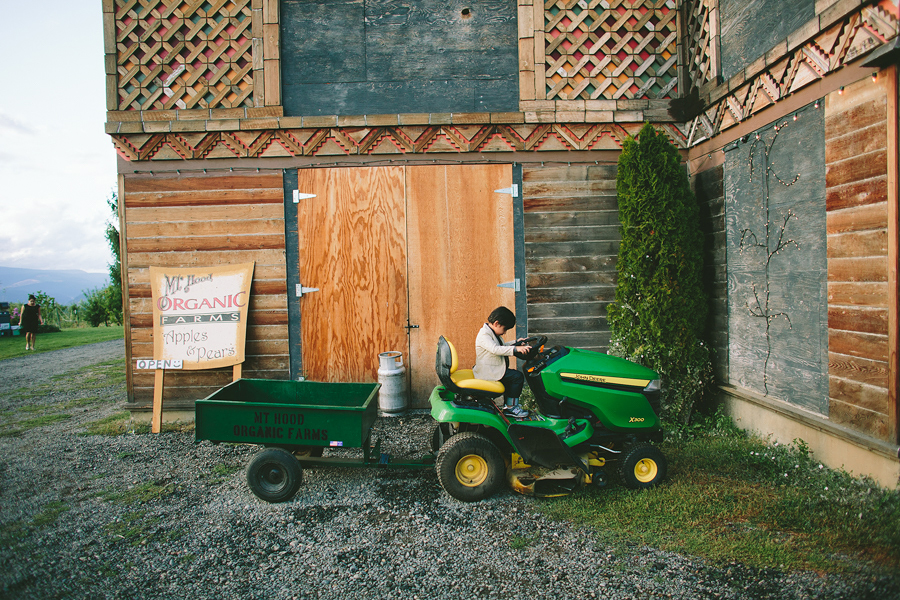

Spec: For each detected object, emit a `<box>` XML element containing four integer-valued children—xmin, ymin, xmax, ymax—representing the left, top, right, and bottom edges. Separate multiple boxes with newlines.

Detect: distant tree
<box><xmin>32</xmin><ymin>291</ymin><xmax>61</xmax><ymax>329</ymax></box>
<box><xmin>81</xmin><ymin>287</ymin><xmax>111</xmax><ymax>327</ymax></box>
<box><xmin>105</xmin><ymin>191</ymin><xmax>123</xmax><ymax>325</ymax></box>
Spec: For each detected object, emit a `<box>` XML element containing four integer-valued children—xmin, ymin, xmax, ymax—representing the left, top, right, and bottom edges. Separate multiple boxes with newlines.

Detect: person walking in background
<box><xmin>20</xmin><ymin>295</ymin><xmax>44</xmax><ymax>351</ymax></box>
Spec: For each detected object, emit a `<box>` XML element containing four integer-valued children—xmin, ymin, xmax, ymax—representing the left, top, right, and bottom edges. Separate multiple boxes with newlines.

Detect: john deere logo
<box><xmin>560</xmin><ymin>373</ymin><xmax>652</xmax><ymax>388</ymax></box>
<box><xmin>564</xmin><ymin>373</ymin><xmax>608</xmax><ymax>384</ymax></box>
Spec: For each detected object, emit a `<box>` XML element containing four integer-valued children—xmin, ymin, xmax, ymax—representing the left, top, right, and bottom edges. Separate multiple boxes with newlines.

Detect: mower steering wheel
<box><xmin>514</xmin><ymin>336</ymin><xmax>547</xmax><ymax>361</ymax></box>
<box><xmin>513</xmin><ymin>335</ymin><xmax>546</xmax><ymax>347</ymax></box>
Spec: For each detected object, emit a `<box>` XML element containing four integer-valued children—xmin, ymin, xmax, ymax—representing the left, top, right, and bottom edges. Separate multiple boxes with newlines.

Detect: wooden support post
<box><xmin>152</xmin><ymin>369</ymin><xmax>164</xmax><ymax>434</ymax></box>
<box><xmin>233</xmin><ymin>363</ymin><xmax>242</xmax><ymax>381</ymax></box>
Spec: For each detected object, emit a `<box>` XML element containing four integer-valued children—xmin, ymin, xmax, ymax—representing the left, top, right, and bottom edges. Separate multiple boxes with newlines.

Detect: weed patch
<box><xmin>82</xmin><ymin>412</ymin><xmax>132</xmax><ymax>436</ymax></box>
<box><xmin>32</xmin><ymin>501</ymin><xmax>70</xmax><ymax>528</ymax></box>
<box><xmin>103</xmin><ymin>481</ymin><xmax>176</xmax><ymax>505</ymax></box>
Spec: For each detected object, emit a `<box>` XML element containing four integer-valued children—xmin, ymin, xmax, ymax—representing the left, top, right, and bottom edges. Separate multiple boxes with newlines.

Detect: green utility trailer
<box><xmin>195</xmin><ymin>378</ymin><xmax>433</xmax><ymax>502</ymax></box>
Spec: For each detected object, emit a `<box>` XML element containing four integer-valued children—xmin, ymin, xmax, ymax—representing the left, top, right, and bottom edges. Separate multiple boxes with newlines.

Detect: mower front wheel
<box><xmin>435</xmin><ymin>432</ymin><xmax>506</xmax><ymax>502</ymax></box>
<box><xmin>619</xmin><ymin>444</ymin><xmax>667</xmax><ymax>489</ymax></box>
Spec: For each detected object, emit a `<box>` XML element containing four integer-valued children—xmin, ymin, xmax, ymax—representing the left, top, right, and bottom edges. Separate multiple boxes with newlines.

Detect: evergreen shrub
<box><xmin>607</xmin><ymin>123</ymin><xmax>713</xmax><ymax>423</ymax></box>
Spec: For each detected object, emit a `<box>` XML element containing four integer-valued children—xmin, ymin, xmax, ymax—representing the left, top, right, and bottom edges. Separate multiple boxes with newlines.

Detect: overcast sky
<box><xmin>0</xmin><ymin>1</ymin><xmax>118</xmax><ymax>275</ymax></box>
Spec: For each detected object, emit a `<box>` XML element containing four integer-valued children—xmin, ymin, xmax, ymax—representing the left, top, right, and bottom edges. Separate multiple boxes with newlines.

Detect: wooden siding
<box><xmin>693</xmin><ymin>164</ymin><xmax>728</xmax><ymax>383</ymax></box>
<box><xmin>523</xmin><ymin>164</ymin><xmax>619</xmax><ymax>351</ymax></box>
<box><xmin>122</xmin><ymin>171</ymin><xmax>289</xmax><ymax>409</ymax></box>
<box><xmin>825</xmin><ymin>74</ymin><xmax>895</xmax><ymax>442</ymax></box>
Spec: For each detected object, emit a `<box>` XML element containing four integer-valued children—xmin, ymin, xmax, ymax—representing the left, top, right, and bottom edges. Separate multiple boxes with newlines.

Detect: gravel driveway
<box><xmin>1</xmin><ymin>342</ymin><xmax>897</xmax><ymax>600</ymax></box>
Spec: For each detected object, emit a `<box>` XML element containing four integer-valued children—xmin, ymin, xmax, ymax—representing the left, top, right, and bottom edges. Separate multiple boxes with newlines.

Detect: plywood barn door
<box><xmin>296</xmin><ymin>167</ymin><xmax>409</xmax><ymax>383</ymax></box>
<box><xmin>406</xmin><ymin>164</ymin><xmax>517</xmax><ymax>404</ymax></box>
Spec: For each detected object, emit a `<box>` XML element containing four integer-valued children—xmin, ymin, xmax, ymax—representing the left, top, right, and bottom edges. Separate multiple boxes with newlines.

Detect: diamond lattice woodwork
<box><xmin>543</xmin><ymin>0</ymin><xmax>679</xmax><ymax>101</ymax></box>
<box><xmin>114</xmin><ymin>0</ymin><xmax>255</xmax><ymax>111</ymax></box>
<box><xmin>680</xmin><ymin>0</ymin><xmax>718</xmax><ymax>90</ymax></box>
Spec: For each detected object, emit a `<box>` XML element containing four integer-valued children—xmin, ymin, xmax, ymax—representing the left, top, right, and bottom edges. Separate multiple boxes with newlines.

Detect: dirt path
<box><xmin>0</xmin><ymin>338</ymin><xmax>125</xmax><ymax>390</ymax></box>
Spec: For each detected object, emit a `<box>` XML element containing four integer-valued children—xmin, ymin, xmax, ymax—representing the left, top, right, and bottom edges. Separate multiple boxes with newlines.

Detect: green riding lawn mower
<box><xmin>430</xmin><ymin>335</ymin><xmax>668</xmax><ymax>502</ymax></box>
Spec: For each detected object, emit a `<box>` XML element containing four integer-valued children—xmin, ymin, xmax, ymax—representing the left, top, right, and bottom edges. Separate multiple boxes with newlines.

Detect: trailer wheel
<box><xmin>435</xmin><ymin>432</ymin><xmax>505</xmax><ymax>502</ymax></box>
<box><xmin>246</xmin><ymin>448</ymin><xmax>303</xmax><ymax>502</ymax></box>
<box><xmin>618</xmin><ymin>444</ymin><xmax>667</xmax><ymax>489</ymax></box>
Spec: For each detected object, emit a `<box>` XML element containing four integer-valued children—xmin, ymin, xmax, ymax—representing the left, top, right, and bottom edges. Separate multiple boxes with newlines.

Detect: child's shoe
<box><xmin>502</xmin><ymin>404</ymin><xmax>529</xmax><ymax>419</ymax></box>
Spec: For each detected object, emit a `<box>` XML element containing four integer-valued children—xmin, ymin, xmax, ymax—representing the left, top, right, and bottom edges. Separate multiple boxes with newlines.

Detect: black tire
<box><xmin>618</xmin><ymin>444</ymin><xmax>667</xmax><ymax>489</ymax></box>
<box><xmin>431</xmin><ymin>423</ymin><xmax>452</xmax><ymax>453</ymax></box>
<box><xmin>246</xmin><ymin>448</ymin><xmax>303</xmax><ymax>502</ymax></box>
<box><xmin>435</xmin><ymin>432</ymin><xmax>506</xmax><ymax>502</ymax></box>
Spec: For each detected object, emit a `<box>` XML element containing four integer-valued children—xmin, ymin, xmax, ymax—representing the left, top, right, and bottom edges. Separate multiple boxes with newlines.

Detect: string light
<box><xmin>739</xmin><ymin>116</ymin><xmax>800</xmax><ymax>395</ymax></box>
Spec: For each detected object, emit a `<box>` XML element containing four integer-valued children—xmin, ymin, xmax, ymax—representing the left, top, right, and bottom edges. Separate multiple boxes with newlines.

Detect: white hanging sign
<box><xmin>149</xmin><ymin>263</ymin><xmax>255</xmax><ymax>370</ymax></box>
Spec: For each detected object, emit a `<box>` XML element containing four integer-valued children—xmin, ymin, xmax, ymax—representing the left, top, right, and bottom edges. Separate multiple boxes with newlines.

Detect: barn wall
<box><xmin>280</xmin><ymin>0</ymin><xmax>519</xmax><ymax>116</ymax></box>
<box><xmin>522</xmin><ymin>164</ymin><xmax>620</xmax><ymax>351</ymax></box>
<box><xmin>121</xmin><ymin>171</ymin><xmax>290</xmax><ymax>409</ymax></box>
<box><xmin>724</xmin><ymin>103</ymin><xmax>829</xmax><ymax>413</ymax></box>
<box><xmin>825</xmin><ymin>74</ymin><xmax>896</xmax><ymax>442</ymax></box>
<box><xmin>693</xmin><ymin>164</ymin><xmax>728</xmax><ymax>383</ymax></box>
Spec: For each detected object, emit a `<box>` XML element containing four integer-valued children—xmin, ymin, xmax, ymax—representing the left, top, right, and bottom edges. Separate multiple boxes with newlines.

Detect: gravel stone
<box><xmin>1</xmin><ymin>341</ymin><xmax>898</xmax><ymax>599</ymax></box>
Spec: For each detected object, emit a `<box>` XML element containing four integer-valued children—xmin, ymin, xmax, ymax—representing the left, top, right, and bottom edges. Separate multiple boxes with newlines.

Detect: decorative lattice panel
<box><xmin>681</xmin><ymin>0</ymin><xmax>718</xmax><ymax>90</ymax></box>
<box><xmin>115</xmin><ymin>0</ymin><xmax>254</xmax><ymax>111</ymax></box>
<box><xmin>544</xmin><ymin>0</ymin><xmax>678</xmax><ymax>101</ymax></box>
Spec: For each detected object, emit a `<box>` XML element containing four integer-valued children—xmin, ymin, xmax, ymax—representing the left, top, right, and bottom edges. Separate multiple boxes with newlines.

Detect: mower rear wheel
<box><xmin>619</xmin><ymin>444</ymin><xmax>667</xmax><ymax>489</ymax></box>
<box><xmin>246</xmin><ymin>448</ymin><xmax>303</xmax><ymax>503</ymax></box>
<box><xmin>435</xmin><ymin>432</ymin><xmax>505</xmax><ymax>502</ymax></box>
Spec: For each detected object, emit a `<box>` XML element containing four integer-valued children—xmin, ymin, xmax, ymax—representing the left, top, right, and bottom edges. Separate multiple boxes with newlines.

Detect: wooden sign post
<box><xmin>148</xmin><ymin>263</ymin><xmax>255</xmax><ymax>433</ymax></box>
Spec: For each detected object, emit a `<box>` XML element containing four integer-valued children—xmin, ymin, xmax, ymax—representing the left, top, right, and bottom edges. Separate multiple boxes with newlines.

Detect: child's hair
<box><xmin>488</xmin><ymin>306</ymin><xmax>516</xmax><ymax>329</ymax></box>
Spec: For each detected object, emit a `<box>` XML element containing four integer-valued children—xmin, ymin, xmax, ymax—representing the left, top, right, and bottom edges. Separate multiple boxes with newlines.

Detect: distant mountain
<box><xmin>0</xmin><ymin>266</ymin><xmax>110</xmax><ymax>306</ymax></box>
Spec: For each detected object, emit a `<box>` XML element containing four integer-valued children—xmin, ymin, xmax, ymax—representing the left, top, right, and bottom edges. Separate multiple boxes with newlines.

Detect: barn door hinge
<box><xmin>293</xmin><ymin>190</ymin><xmax>316</xmax><ymax>203</ymax></box>
<box><xmin>498</xmin><ymin>279</ymin><xmax>521</xmax><ymax>292</ymax></box>
<box><xmin>494</xmin><ymin>184</ymin><xmax>519</xmax><ymax>198</ymax></box>
<box><xmin>295</xmin><ymin>284</ymin><xmax>320</xmax><ymax>297</ymax></box>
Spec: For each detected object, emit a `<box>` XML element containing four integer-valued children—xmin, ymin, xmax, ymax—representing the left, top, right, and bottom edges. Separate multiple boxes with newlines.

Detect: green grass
<box><xmin>31</xmin><ymin>501</ymin><xmax>70</xmax><ymax>528</ymax></box>
<box><xmin>0</xmin><ymin>325</ymin><xmax>123</xmax><ymax>360</ymax></box>
<box><xmin>535</xmin><ymin>412</ymin><xmax>900</xmax><ymax>573</ymax></box>
<box><xmin>82</xmin><ymin>412</ymin><xmax>133</xmax><ymax>436</ymax></box>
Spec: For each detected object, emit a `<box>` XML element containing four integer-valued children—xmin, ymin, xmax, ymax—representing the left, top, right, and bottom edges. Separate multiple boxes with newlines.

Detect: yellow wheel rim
<box><xmin>455</xmin><ymin>454</ymin><xmax>489</xmax><ymax>487</ymax></box>
<box><xmin>634</xmin><ymin>458</ymin><xmax>658</xmax><ymax>483</ymax></box>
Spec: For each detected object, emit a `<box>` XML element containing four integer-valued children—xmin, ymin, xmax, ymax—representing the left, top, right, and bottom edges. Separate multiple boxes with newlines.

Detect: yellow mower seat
<box><xmin>436</xmin><ymin>336</ymin><xmax>505</xmax><ymax>396</ymax></box>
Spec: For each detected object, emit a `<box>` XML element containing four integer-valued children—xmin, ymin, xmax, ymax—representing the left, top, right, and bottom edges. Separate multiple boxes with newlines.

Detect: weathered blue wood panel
<box><xmin>719</xmin><ymin>0</ymin><xmax>815</xmax><ymax>82</ymax></box>
<box><xmin>281</xmin><ymin>0</ymin><xmax>518</xmax><ymax>116</ymax></box>
<box><xmin>724</xmin><ymin>103</ymin><xmax>828</xmax><ymax>414</ymax></box>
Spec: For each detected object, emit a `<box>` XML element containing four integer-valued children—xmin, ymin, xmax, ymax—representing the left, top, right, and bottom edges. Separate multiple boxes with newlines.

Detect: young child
<box><xmin>473</xmin><ymin>306</ymin><xmax>532</xmax><ymax>419</ymax></box>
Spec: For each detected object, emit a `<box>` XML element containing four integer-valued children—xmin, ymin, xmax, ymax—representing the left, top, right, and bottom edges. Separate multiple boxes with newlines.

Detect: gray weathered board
<box><xmin>718</xmin><ymin>0</ymin><xmax>815</xmax><ymax>82</ymax></box>
<box><xmin>280</xmin><ymin>0</ymin><xmax>518</xmax><ymax>116</ymax></box>
<box><xmin>724</xmin><ymin>104</ymin><xmax>828</xmax><ymax>414</ymax></box>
